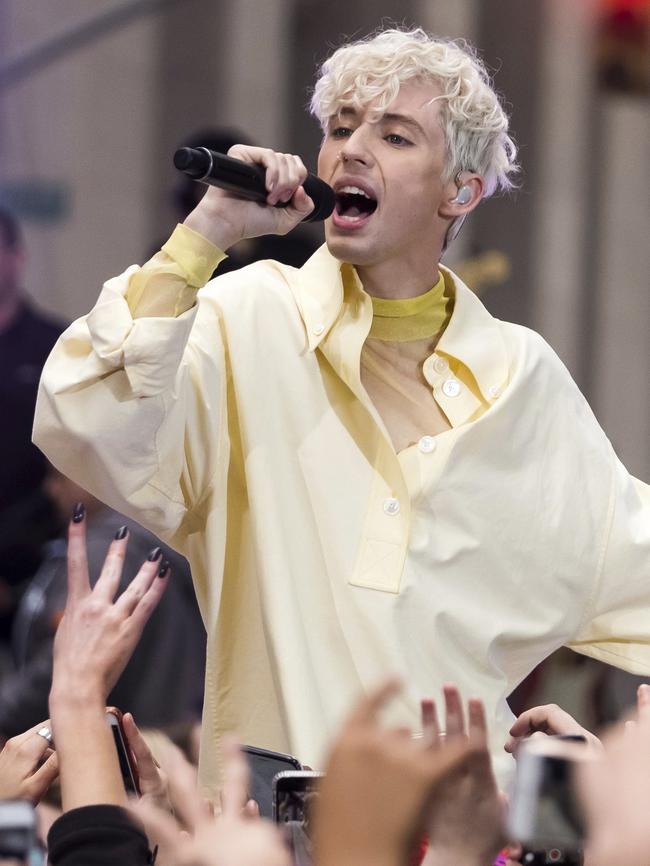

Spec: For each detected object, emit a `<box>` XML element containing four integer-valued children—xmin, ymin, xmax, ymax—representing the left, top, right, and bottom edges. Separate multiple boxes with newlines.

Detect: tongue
<box><xmin>345</xmin><ymin>205</ymin><xmax>363</xmax><ymax>218</ymax></box>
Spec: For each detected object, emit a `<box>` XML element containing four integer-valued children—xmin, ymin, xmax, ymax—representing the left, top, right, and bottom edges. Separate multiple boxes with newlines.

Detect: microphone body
<box><xmin>173</xmin><ymin>147</ymin><xmax>335</xmax><ymax>223</ymax></box>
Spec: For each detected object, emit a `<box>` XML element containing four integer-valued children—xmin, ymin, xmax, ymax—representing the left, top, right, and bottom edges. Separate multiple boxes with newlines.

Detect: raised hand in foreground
<box><xmin>577</xmin><ymin>683</ymin><xmax>650</xmax><ymax>866</ymax></box>
<box><xmin>421</xmin><ymin>685</ymin><xmax>506</xmax><ymax>866</ymax></box>
<box><xmin>49</xmin><ymin>507</ymin><xmax>169</xmax><ymax>810</ymax></box>
<box><xmin>0</xmin><ymin>720</ymin><xmax>58</xmax><ymax>803</ymax></box>
<box><xmin>312</xmin><ymin>679</ymin><xmax>479</xmax><ymax>866</ymax></box>
<box><xmin>505</xmin><ymin>703</ymin><xmax>602</xmax><ymax>756</ymax></box>
<box><xmin>133</xmin><ymin>734</ymin><xmax>289</xmax><ymax>866</ymax></box>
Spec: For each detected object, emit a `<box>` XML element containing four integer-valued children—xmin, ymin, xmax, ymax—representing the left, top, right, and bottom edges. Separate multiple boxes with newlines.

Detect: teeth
<box><xmin>339</xmin><ymin>185</ymin><xmax>371</xmax><ymax>199</ymax></box>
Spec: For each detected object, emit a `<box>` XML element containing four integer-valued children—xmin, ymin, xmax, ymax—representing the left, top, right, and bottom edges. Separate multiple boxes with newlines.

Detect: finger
<box><xmin>163</xmin><ymin>750</ymin><xmax>208</xmax><ymax>833</ymax></box>
<box><xmin>219</xmin><ymin>735</ymin><xmax>251</xmax><ymax>817</ymax></box>
<box><xmin>288</xmin><ymin>186</ymin><xmax>315</xmax><ymax>219</ymax></box>
<box><xmin>274</xmin><ymin>155</ymin><xmax>302</xmax><ymax>204</ymax></box>
<box><xmin>508</xmin><ymin>705</ymin><xmax>566</xmax><ymax>738</ymax></box>
<box><xmin>288</xmin><ymin>155</ymin><xmax>308</xmax><ymax>190</ymax></box>
<box><xmin>263</xmin><ymin>152</ymin><xmax>283</xmax><ymax>203</ymax></box>
<box><xmin>443</xmin><ymin>683</ymin><xmax>466</xmax><ymax>739</ymax></box>
<box><xmin>468</xmin><ymin>698</ymin><xmax>488</xmax><ymax>747</ymax></box>
<box><xmin>122</xmin><ymin>713</ymin><xmax>159</xmax><ymax>782</ymax></box>
<box><xmin>637</xmin><ymin>684</ymin><xmax>650</xmax><ymax>724</ymax></box>
<box><xmin>12</xmin><ymin>719</ymin><xmax>53</xmax><ymax>748</ymax></box>
<box><xmin>420</xmin><ymin>698</ymin><xmax>440</xmax><ymax>748</ymax></box>
<box><xmin>114</xmin><ymin>556</ymin><xmax>160</xmax><ymax>617</ymax></box>
<box><xmin>244</xmin><ymin>798</ymin><xmax>260</xmax><ymax>819</ymax></box>
<box><xmin>132</xmin><ymin>800</ymin><xmax>189</xmax><ymax>863</ymax></box>
<box><xmin>27</xmin><ymin>751</ymin><xmax>59</xmax><ymax>803</ymax></box>
<box><xmin>11</xmin><ymin>726</ymin><xmax>55</xmax><ymax>768</ymax></box>
<box><xmin>347</xmin><ymin>677</ymin><xmax>402</xmax><ymax>727</ymax></box>
<box><xmin>94</xmin><ymin>532</ymin><xmax>130</xmax><ymax>601</ymax></box>
<box><xmin>66</xmin><ymin>507</ymin><xmax>90</xmax><ymax>602</ymax></box>
<box><xmin>128</xmin><ymin>563</ymin><xmax>170</xmax><ymax>631</ymax></box>
<box><xmin>623</xmin><ymin>719</ymin><xmax>637</xmax><ymax>741</ymax></box>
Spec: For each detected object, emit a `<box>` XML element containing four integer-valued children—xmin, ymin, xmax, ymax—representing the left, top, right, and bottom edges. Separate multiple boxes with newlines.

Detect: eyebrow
<box><xmin>333</xmin><ymin>107</ymin><xmax>427</xmax><ymax>138</ymax></box>
<box><xmin>381</xmin><ymin>113</ymin><xmax>427</xmax><ymax>137</ymax></box>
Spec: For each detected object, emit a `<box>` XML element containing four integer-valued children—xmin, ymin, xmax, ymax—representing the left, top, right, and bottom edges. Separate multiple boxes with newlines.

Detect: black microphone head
<box><xmin>302</xmin><ymin>176</ymin><xmax>335</xmax><ymax>223</ymax></box>
<box><xmin>173</xmin><ymin>147</ymin><xmax>211</xmax><ymax>179</ymax></box>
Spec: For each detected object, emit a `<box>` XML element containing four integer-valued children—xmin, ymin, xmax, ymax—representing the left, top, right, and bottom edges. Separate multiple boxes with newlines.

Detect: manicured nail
<box><xmin>72</xmin><ymin>502</ymin><xmax>85</xmax><ymax>523</ymax></box>
<box><xmin>114</xmin><ymin>525</ymin><xmax>128</xmax><ymax>540</ymax></box>
<box><xmin>158</xmin><ymin>560</ymin><xmax>170</xmax><ymax>578</ymax></box>
<box><xmin>147</xmin><ymin>547</ymin><xmax>162</xmax><ymax>562</ymax></box>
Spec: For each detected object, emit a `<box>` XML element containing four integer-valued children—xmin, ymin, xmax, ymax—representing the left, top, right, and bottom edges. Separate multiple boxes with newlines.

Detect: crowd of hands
<box><xmin>1</xmin><ymin>509</ymin><xmax>650</xmax><ymax>866</ymax></box>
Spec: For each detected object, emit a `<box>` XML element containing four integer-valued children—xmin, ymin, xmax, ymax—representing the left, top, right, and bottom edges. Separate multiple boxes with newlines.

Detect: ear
<box><xmin>438</xmin><ymin>173</ymin><xmax>484</xmax><ymax>219</ymax></box>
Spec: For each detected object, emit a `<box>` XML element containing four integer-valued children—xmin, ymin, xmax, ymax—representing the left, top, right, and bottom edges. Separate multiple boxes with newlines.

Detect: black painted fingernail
<box><xmin>114</xmin><ymin>525</ymin><xmax>128</xmax><ymax>540</ymax></box>
<box><xmin>72</xmin><ymin>502</ymin><xmax>85</xmax><ymax>523</ymax></box>
<box><xmin>147</xmin><ymin>547</ymin><xmax>162</xmax><ymax>562</ymax></box>
<box><xmin>158</xmin><ymin>560</ymin><xmax>170</xmax><ymax>578</ymax></box>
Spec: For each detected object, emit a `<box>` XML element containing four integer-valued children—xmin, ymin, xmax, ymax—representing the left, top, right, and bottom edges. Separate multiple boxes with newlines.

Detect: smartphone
<box><xmin>273</xmin><ymin>771</ymin><xmax>324</xmax><ymax>866</ymax></box>
<box><xmin>0</xmin><ymin>799</ymin><xmax>39</xmax><ymax>864</ymax></box>
<box><xmin>242</xmin><ymin>744</ymin><xmax>303</xmax><ymax>818</ymax></box>
<box><xmin>508</xmin><ymin>736</ymin><xmax>588</xmax><ymax>866</ymax></box>
<box><xmin>105</xmin><ymin>706</ymin><xmax>140</xmax><ymax>796</ymax></box>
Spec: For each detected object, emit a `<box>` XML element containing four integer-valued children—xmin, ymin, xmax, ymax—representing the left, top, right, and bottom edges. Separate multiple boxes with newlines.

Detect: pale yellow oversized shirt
<box><xmin>34</xmin><ymin>225</ymin><xmax>650</xmax><ymax>794</ymax></box>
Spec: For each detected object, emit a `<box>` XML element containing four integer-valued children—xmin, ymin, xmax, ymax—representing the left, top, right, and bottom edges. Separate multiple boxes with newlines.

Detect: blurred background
<box><xmin>0</xmin><ymin>0</ymin><xmax>649</xmax><ymax>731</ymax></box>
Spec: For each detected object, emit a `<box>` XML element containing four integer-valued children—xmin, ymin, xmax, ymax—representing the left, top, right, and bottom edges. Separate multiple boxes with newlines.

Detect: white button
<box><xmin>433</xmin><ymin>356</ymin><xmax>448</xmax><ymax>374</ymax></box>
<box><xmin>313</xmin><ymin>323</ymin><xmax>325</xmax><ymax>336</ymax></box>
<box><xmin>383</xmin><ymin>497</ymin><xmax>400</xmax><ymax>515</ymax></box>
<box><xmin>442</xmin><ymin>378</ymin><xmax>461</xmax><ymax>397</ymax></box>
<box><xmin>418</xmin><ymin>435</ymin><xmax>436</xmax><ymax>453</ymax></box>
<box><xmin>488</xmin><ymin>385</ymin><xmax>500</xmax><ymax>398</ymax></box>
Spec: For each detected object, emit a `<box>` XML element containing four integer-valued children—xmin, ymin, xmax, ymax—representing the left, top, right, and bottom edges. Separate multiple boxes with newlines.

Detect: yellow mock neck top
<box><xmin>367</xmin><ymin>272</ymin><xmax>452</xmax><ymax>342</ymax></box>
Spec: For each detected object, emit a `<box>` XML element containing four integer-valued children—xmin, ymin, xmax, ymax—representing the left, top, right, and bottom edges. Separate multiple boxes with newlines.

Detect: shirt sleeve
<box><xmin>33</xmin><ymin>225</ymin><xmax>228</xmax><ymax>541</ymax></box>
<box><xmin>567</xmin><ymin>453</ymin><xmax>650</xmax><ymax>675</ymax></box>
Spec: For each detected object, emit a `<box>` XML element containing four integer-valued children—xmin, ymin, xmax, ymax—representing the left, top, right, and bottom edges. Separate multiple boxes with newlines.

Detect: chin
<box><xmin>324</xmin><ymin>229</ymin><xmax>376</xmax><ymax>267</ymax></box>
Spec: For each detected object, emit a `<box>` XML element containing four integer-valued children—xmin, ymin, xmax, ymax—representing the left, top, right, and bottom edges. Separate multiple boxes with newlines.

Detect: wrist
<box><xmin>49</xmin><ymin>681</ymin><xmax>106</xmax><ymax>715</ymax></box>
<box><xmin>183</xmin><ymin>197</ymin><xmax>242</xmax><ymax>251</ymax></box>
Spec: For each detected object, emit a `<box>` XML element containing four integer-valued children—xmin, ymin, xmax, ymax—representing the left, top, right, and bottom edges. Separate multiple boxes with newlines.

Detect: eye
<box><xmin>330</xmin><ymin>126</ymin><xmax>353</xmax><ymax>139</ymax></box>
<box><xmin>385</xmin><ymin>133</ymin><xmax>411</xmax><ymax>146</ymax></box>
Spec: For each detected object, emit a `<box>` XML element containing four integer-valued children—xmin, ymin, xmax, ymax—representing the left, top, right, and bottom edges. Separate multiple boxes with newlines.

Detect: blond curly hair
<box><xmin>310</xmin><ymin>27</ymin><xmax>519</xmax><ymax>197</ymax></box>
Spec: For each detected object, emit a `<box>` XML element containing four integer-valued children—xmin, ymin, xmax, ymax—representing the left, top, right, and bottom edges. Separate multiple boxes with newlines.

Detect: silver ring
<box><xmin>37</xmin><ymin>726</ymin><xmax>53</xmax><ymax>743</ymax></box>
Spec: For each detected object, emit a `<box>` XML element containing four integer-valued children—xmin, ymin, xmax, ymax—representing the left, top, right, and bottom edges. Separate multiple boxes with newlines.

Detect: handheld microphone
<box><xmin>173</xmin><ymin>147</ymin><xmax>335</xmax><ymax>223</ymax></box>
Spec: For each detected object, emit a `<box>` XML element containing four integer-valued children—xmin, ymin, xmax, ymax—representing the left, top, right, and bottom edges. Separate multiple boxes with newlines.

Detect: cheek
<box><xmin>317</xmin><ymin>143</ymin><xmax>336</xmax><ymax>179</ymax></box>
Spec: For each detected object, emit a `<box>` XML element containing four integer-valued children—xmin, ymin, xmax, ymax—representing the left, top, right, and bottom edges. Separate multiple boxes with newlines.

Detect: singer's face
<box><xmin>317</xmin><ymin>80</ymin><xmax>454</xmax><ymax>279</ymax></box>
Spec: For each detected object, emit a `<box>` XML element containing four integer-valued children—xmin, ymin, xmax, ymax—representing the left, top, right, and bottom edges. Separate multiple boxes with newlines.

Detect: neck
<box><xmin>356</xmin><ymin>254</ymin><xmax>442</xmax><ymax>300</ymax></box>
<box><xmin>0</xmin><ymin>289</ymin><xmax>21</xmax><ymax>332</ymax></box>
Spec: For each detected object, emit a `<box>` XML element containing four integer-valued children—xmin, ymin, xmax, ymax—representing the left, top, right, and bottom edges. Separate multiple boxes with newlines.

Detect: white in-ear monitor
<box><xmin>451</xmin><ymin>186</ymin><xmax>471</xmax><ymax>205</ymax></box>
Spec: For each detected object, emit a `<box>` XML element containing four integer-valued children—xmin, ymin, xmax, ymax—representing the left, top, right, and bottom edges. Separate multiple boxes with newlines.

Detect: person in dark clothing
<box><xmin>0</xmin><ymin>209</ymin><xmax>65</xmax><ymax>648</ymax></box>
<box><xmin>0</xmin><ymin>468</ymin><xmax>206</xmax><ymax>739</ymax></box>
<box><xmin>47</xmin><ymin>805</ymin><xmax>152</xmax><ymax>866</ymax></box>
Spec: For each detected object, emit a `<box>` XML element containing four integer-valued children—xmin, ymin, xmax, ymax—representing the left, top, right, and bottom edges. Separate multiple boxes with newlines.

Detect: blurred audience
<box><xmin>0</xmin><ymin>209</ymin><xmax>65</xmax><ymax>661</ymax></box>
<box><xmin>2</xmin><ymin>510</ymin><xmax>650</xmax><ymax>866</ymax></box>
<box><xmin>0</xmin><ymin>470</ymin><xmax>205</xmax><ymax>739</ymax></box>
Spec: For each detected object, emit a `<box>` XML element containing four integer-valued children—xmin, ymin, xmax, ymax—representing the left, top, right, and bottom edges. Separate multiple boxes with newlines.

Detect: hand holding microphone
<box><xmin>177</xmin><ymin>144</ymin><xmax>335</xmax><ymax>251</ymax></box>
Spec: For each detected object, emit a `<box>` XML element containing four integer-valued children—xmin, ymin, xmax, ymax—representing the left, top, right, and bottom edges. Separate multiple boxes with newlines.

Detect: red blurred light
<box><xmin>603</xmin><ymin>0</ymin><xmax>650</xmax><ymax>10</ymax></box>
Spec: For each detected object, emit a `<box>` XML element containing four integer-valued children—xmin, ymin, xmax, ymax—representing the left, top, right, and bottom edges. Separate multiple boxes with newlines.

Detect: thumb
<box><xmin>290</xmin><ymin>186</ymin><xmax>315</xmax><ymax>218</ymax></box>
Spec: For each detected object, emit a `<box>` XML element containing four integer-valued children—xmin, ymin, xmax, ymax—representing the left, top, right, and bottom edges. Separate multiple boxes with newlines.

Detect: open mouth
<box><xmin>333</xmin><ymin>186</ymin><xmax>378</xmax><ymax>225</ymax></box>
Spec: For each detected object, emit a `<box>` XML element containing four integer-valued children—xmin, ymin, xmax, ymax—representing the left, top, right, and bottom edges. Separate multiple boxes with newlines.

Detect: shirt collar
<box><xmin>436</xmin><ymin>265</ymin><xmax>510</xmax><ymax>402</ymax></box>
<box><xmin>292</xmin><ymin>244</ymin><xmax>509</xmax><ymax>402</ymax></box>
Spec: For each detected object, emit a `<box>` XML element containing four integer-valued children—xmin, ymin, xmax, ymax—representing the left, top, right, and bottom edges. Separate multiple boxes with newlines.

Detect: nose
<box><xmin>339</xmin><ymin>125</ymin><xmax>374</xmax><ymax>168</ymax></box>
